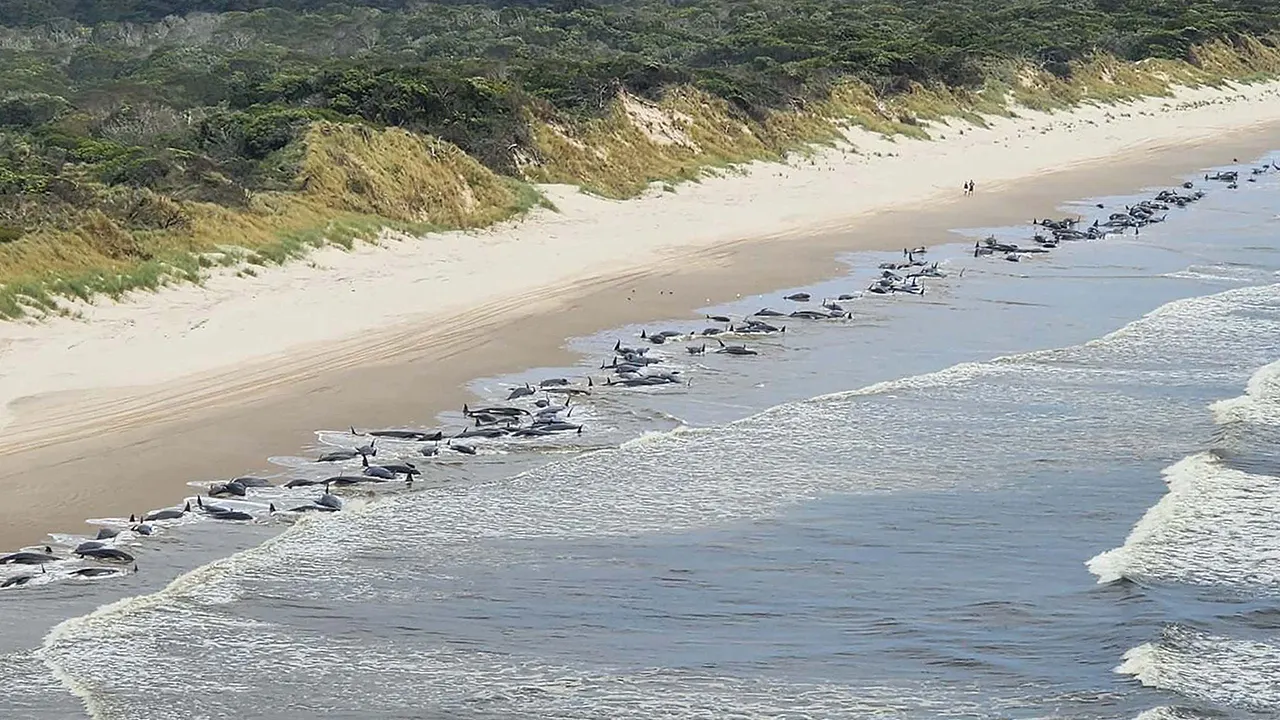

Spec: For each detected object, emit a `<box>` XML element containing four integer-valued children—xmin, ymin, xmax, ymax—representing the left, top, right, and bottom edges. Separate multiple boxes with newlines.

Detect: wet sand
<box><xmin>1</xmin><ymin>102</ymin><xmax>1279</xmax><ymax>549</ymax></box>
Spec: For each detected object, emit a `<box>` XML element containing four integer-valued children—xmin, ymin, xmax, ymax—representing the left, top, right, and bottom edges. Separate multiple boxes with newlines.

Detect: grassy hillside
<box><xmin>1</xmin><ymin>0</ymin><xmax>1280</xmax><ymax>318</ymax></box>
<box><xmin>0</xmin><ymin>123</ymin><xmax>543</xmax><ymax>317</ymax></box>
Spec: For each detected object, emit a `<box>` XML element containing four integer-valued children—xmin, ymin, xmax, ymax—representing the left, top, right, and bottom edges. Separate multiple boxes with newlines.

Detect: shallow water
<box><xmin>4</xmin><ymin>157</ymin><xmax>1280</xmax><ymax>719</ymax></box>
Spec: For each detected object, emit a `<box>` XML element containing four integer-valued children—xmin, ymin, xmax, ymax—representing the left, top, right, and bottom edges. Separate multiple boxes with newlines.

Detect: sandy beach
<box><xmin>3</xmin><ymin>80</ymin><xmax>1280</xmax><ymax>549</ymax></box>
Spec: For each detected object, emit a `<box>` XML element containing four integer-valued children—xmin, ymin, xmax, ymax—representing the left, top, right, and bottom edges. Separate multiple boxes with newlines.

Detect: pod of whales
<box><xmin>967</xmin><ymin>179</ymin><xmax>1227</xmax><ymax>264</ymax></box>
<box><xmin>0</xmin><ymin>541</ymin><xmax>136</xmax><ymax>587</ymax></box>
<box><xmin>1</xmin><ymin>168</ymin><xmax>1252</xmax><ymax>591</ymax></box>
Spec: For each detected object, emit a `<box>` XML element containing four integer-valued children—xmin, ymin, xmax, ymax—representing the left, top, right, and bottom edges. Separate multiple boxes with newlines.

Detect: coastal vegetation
<box><xmin>2</xmin><ymin>0</ymin><xmax>1280</xmax><ymax>317</ymax></box>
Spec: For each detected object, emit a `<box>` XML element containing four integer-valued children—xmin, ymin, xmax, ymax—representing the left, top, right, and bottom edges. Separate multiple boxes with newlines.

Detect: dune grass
<box><xmin>0</xmin><ymin>125</ymin><xmax>545</xmax><ymax>319</ymax></box>
<box><xmin>524</xmin><ymin>42</ymin><xmax>1280</xmax><ymax>202</ymax></box>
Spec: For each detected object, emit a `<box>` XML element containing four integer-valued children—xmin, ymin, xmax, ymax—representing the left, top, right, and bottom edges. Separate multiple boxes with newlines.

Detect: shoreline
<box><xmin>2</xmin><ymin>82</ymin><xmax>1280</xmax><ymax>549</ymax></box>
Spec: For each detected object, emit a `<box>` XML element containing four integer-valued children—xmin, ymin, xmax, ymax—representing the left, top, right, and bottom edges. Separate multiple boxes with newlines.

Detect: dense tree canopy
<box><xmin>0</xmin><ymin>0</ymin><xmax>1278</xmax><ymax>231</ymax></box>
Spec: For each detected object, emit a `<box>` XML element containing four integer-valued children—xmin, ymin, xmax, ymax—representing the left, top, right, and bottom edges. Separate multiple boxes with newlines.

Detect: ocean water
<box><xmin>3</xmin><ymin>156</ymin><xmax>1280</xmax><ymax>719</ymax></box>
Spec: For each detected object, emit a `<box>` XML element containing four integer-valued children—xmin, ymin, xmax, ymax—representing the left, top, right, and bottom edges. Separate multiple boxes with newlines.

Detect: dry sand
<box><xmin>3</xmin><ymin>80</ymin><xmax>1280</xmax><ymax>549</ymax></box>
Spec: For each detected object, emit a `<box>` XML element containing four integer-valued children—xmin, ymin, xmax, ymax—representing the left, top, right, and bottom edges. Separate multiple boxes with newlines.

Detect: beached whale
<box><xmin>790</xmin><ymin>309</ymin><xmax>847</xmax><ymax>320</ymax></box>
<box><xmin>639</xmin><ymin>329</ymin><xmax>682</xmax><ymax>344</ymax></box>
<box><xmin>447</xmin><ymin>440</ymin><xmax>477</xmax><ymax>455</ymax></box>
<box><xmin>197</xmin><ymin>497</ymin><xmax>254</xmax><ymax>521</ymax></box>
<box><xmin>362</xmin><ymin>464</ymin><xmax>395</xmax><ymax>479</ymax></box>
<box><xmin>76</xmin><ymin>547</ymin><xmax>135</xmax><ymax>563</ymax></box>
<box><xmin>456</xmin><ymin>426</ymin><xmax>509</xmax><ymax>439</ymax></box>
<box><xmin>209</xmin><ymin>480</ymin><xmax>247</xmax><ymax>498</ymax></box>
<box><xmin>543</xmin><ymin>383</ymin><xmax>592</xmax><ymax>396</ymax></box>
<box><xmin>207</xmin><ymin>508</ymin><xmax>255</xmax><ymax>521</ymax></box>
<box><xmin>326</xmin><ymin>475</ymin><xmax>386</xmax><ymax>487</ymax></box>
<box><xmin>368</xmin><ymin>429</ymin><xmax>422</xmax><ymax>440</ymax></box>
<box><xmin>360</xmin><ymin>455</ymin><xmax>398</xmax><ymax>479</ymax></box>
<box><xmin>612</xmin><ymin>340</ymin><xmax>647</xmax><ymax>355</ymax></box>
<box><xmin>377</xmin><ymin>462</ymin><xmax>420</xmax><ymax>476</ymax></box>
<box><xmin>464</xmin><ymin>404</ymin><xmax>529</xmax><ymax>418</ymax></box>
<box><xmin>736</xmin><ymin>320</ymin><xmax>784</xmax><ymax>333</ymax></box>
<box><xmin>510</xmin><ymin>427</ymin><xmax>553</xmax><ymax>437</ymax></box>
<box><xmin>71</xmin><ymin>567</ymin><xmax>122</xmax><ymax>578</ymax></box>
<box><xmin>507</xmin><ymin>384</ymin><xmax>536</xmax><ymax>400</ymax></box>
<box><xmin>607</xmin><ymin>376</ymin><xmax>678</xmax><ymax>387</ymax></box>
<box><xmin>0</xmin><ymin>549</ymin><xmax>56</xmax><ymax>565</ymax></box>
<box><xmin>533</xmin><ymin>421</ymin><xmax>584</xmax><ymax>433</ymax></box>
<box><xmin>143</xmin><ymin>502</ymin><xmax>191</xmax><ymax>522</ymax></box>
